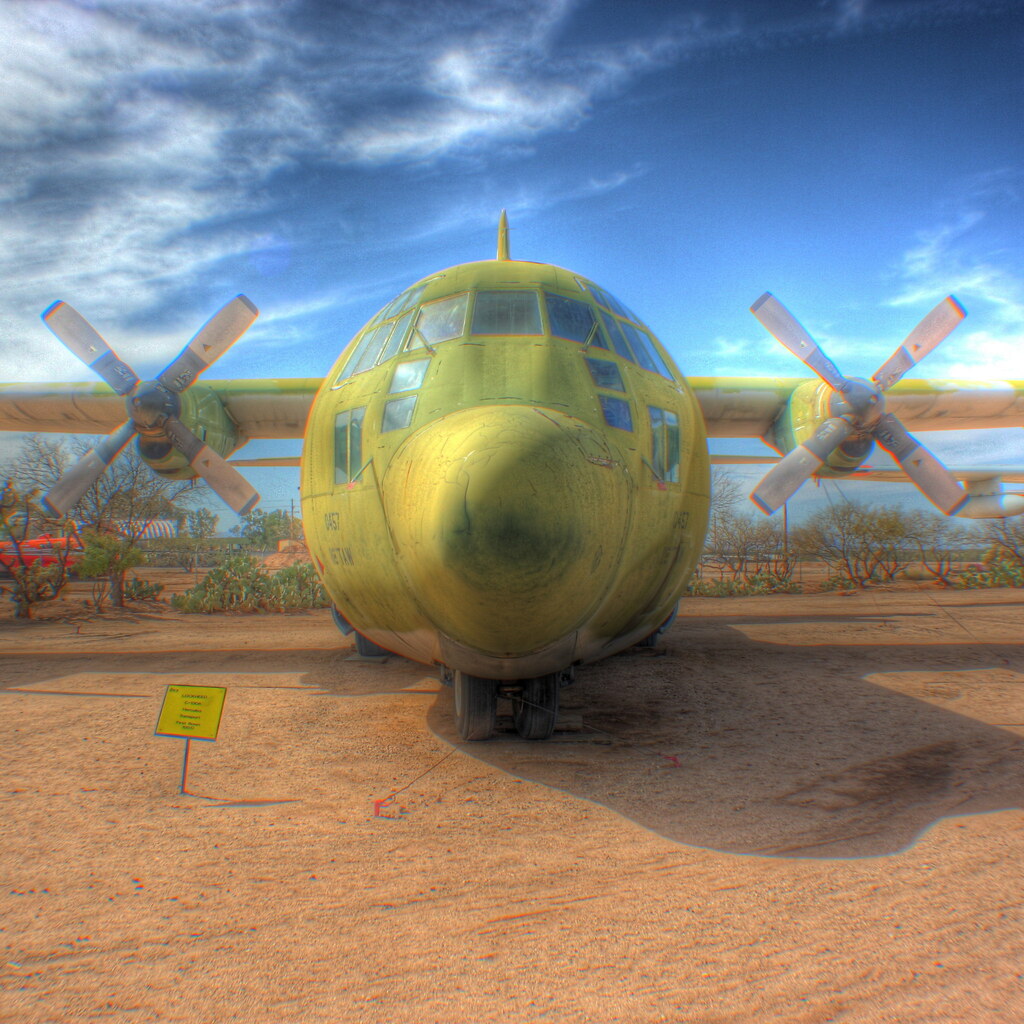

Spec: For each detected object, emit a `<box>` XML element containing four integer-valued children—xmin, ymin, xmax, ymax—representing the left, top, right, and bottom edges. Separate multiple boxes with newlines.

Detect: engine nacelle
<box><xmin>764</xmin><ymin>380</ymin><xmax>873</xmax><ymax>476</ymax></box>
<box><xmin>137</xmin><ymin>385</ymin><xmax>239</xmax><ymax>478</ymax></box>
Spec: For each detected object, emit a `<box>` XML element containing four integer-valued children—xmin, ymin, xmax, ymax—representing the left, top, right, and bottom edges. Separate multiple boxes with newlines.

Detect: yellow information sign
<box><xmin>155</xmin><ymin>685</ymin><xmax>226</xmax><ymax>742</ymax></box>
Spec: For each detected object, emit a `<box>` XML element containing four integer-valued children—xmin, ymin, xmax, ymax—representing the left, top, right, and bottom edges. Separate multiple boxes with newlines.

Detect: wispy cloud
<box><xmin>1</xmin><ymin>0</ymin><xmax>1018</xmax><ymax>384</ymax></box>
<box><xmin>888</xmin><ymin>172</ymin><xmax>1024</xmax><ymax>380</ymax></box>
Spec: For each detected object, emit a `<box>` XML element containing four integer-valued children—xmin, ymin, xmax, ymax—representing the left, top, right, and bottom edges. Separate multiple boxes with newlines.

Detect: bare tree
<box><xmin>794</xmin><ymin>502</ymin><xmax>916</xmax><ymax>587</ymax></box>
<box><xmin>907</xmin><ymin>512</ymin><xmax>971</xmax><ymax>586</ymax></box>
<box><xmin>985</xmin><ymin>517</ymin><xmax>1024</xmax><ymax>567</ymax></box>
<box><xmin>7</xmin><ymin>436</ymin><xmax>204</xmax><ymax>606</ymax></box>
<box><xmin>0</xmin><ymin>479</ymin><xmax>75</xmax><ymax>617</ymax></box>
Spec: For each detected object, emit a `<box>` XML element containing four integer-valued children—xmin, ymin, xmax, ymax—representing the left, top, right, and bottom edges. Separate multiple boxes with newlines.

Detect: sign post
<box><xmin>155</xmin><ymin>685</ymin><xmax>227</xmax><ymax>795</ymax></box>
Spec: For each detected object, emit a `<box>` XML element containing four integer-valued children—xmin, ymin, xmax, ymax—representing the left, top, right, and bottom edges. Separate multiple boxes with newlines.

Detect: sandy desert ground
<box><xmin>2</xmin><ymin>581</ymin><xmax>1023</xmax><ymax>1023</ymax></box>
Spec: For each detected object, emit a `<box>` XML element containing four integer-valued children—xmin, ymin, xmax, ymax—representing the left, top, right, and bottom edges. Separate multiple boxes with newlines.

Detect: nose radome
<box><xmin>382</xmin><ymin>405</ymin><xmax>631</xmax><ymax>658</ymax></box>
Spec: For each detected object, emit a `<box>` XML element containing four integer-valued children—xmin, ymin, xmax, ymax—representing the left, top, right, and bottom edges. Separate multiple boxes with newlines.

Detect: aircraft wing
<box><xmin>1</xmin><ymin>375</ymin><xmax>1023</xmax><ymax>441</ymax></box>
<box><xmin>691</xmin><ymin>377</ymin><xmax>1024</xmax><ymax>436</ymax></box>
<box><xmin>0</xmin><ymin>379</ymin><xmax>320</xmax><ymax>439</ymax></box>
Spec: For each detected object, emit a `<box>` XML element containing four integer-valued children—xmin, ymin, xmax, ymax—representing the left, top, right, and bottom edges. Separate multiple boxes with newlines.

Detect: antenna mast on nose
<box><xmin>497</xmin><ymin>209</ymin><xmax>510</xmax><ymax>261</ymax></box>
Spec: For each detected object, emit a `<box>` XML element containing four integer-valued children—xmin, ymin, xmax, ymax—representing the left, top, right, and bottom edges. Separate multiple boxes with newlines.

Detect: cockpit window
<box><xmin>379</xmin><ymin>308</ymin><xmax>417</xmax><ymax>363</ymax></box>
<box><xmin>621</xmin><ymin>322</ymin><xmax>673</xmax><ymax>379</ymax></box>
<box><xmin>390</xmin><ymin>358</ymin><xmax>430</xmax><ymax>393</ymax></box>
<box><xmin>619</xmin><ymin>321</ymin><xmax>659</xmax><ymax>375</ymax></box>
<box><xmin>600</xmin><ymin>311</ymin><xmax>636</xmax><ymax>363</ymax></box>
<box><xmin>335</xmin><ymin>324</ymin><xmax>386</xmax><ymax>383</ymax></box>
<box><xmin>545</xmin><ymin>292</ymin><xmax>603</xmax><ymax>346</ymax></box>
<box><xmin>416</xmin><ymin>293</ymin><xmax>468</xmax><ymax>346</ymax></box>
<box><xmin>585</xmin><ymin>358</ymin><xmax>625</xmax><ymax>392</ymax></box>
<box><xmin>372</xmin><ymin>282</ymin><xmax>430</xmax><ymax>326</ymax></box>
<box><xmin>471</xmin><ymin>291</ymin><xmax>542</xmax><ymax>336</ymax></box>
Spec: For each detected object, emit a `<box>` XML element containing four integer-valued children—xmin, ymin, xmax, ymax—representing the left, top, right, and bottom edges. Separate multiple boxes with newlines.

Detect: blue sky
<box><xmin>1</xmin><ymin>0</ymin><xmax>1022</xmax><ymax>523</ymax></box>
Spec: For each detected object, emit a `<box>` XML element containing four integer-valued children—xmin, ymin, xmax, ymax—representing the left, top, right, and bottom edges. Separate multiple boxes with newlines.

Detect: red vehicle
<box><xmin>0</xmin><ymin>533</ymin><xmax>82</xmax><ymax>574</ymax></box>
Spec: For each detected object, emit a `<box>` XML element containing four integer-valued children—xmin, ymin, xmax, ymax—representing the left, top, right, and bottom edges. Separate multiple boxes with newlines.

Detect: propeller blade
<box><xmin>750</xmin><ymin>416</ymin><xmax>855</xmax><ymax>515</ymax></box>
<box><xmin>42</xmin><ymin>421</ymin><xmax>137</xmax><ymax>516</ymax></box>
<box><xmin>162</xmin><ymin>416</ymin><xmax>260</xmax><ymax>515</ymax></box>
<box><xmin>750</xmin><ymin>293</ymin><xmax>850</xmax><ymax>393</ymax></box>
<box><xmin>157</xmin><ymin>295</ymin><xmax>259</xmax><ymax>393</ymax></box>
<box><xmin>872</xmin><ymin>295</ymin><xmax>966</xmax><ymax>391</ymax></box>
<box><xmin>41</xmin><ymin>302</ymin><xmax>139</xmax><ymax>396</ymax></box>
<box><xmin>872</xmin><ymin>412</ymin><xmax>969</xmax><ymax>515</ymax></box>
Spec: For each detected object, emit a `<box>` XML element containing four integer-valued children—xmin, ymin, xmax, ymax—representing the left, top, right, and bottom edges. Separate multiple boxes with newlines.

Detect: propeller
<box><xmin>748</xmin><ymin>293</ymin><xmax>969</xmax><ymax>516</ymax></box>
<box><xmin>40</xmin><ymin>296</ymin><xmax>260</xmax><ymax>517</ymax></box>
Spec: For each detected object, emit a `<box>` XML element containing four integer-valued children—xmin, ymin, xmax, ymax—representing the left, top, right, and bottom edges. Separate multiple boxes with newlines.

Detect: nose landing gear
<box><xmin>452</xmin><ymin>670</ymin><xmax>564</xmax><ymax>741</ymax></box>
<box><xmin>453</xmin><ymin>671</ymin><xmax>498</xmax><ymax>741</ymax></box>
<box><xmin>510</xmin><ymin>676</ymin><xmax>560</xmax><ymax>740</ymax></box>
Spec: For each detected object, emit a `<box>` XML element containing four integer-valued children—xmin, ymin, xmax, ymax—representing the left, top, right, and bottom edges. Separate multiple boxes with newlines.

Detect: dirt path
<box><xmin>2</xmin><ymin>589</ymin><xmax>1023</xmax><ymax>1022</ymax></box>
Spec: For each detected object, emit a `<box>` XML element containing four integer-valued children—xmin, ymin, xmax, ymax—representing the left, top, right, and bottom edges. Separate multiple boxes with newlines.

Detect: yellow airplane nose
<box><xmin>382</xmin><ymin>405</ymin><xmax>631</xmax><ymax>665</ymax></box>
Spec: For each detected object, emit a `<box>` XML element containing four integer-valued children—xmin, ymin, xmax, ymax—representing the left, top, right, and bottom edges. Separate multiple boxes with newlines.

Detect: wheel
<box><xmin>354</xmin><ymin>631</ymin><xmax>391</xmax><ymax>657</ymax></box>
<box><xmin>454</xmin><ymin>671</ymin><xmax>497</xmax><ymax>741</ymax></box>
<box><xmin>512</xmin><ymin>674</ymin><xmax>559</xmax><ymax>740</ymax></box>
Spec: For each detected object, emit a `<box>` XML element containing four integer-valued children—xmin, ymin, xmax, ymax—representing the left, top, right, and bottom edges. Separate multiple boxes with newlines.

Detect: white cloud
<box><xmin>888</xmin><ymin>185</ymin><xmax>1024</xmax><ymax>380</ymax></box>
<box><xmin>1</xmin><ymin>0</ymin><xmax>1019</xmax><ymax>385</ymax></box>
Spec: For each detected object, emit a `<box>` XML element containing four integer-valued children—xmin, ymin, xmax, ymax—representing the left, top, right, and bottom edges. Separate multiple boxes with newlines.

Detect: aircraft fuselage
<box><xmin>300</xmin><ymin>256</ymin><xmax>710</xmax><ymax>684</ymax></box>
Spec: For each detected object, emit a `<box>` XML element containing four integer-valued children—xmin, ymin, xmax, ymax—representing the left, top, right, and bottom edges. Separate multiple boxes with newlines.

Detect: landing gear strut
<box><xmin>354</xmin><ymin>631</ymin><xmax>391</xmax><ymax>657</ymax></box>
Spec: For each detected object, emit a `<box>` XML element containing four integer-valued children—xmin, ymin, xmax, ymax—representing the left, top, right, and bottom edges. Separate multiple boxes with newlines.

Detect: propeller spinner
<box><xmin>748</xmin><ymin>293</ymin><xmax>969</xmax><ymax>516</ymax></box>
<box><xmin>41</xmin><ymin>296</ymin><xmax>261</xmax><ymax>517</ymax></box>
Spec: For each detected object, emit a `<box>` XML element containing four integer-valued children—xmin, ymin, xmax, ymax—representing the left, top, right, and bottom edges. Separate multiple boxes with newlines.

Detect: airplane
<box><xmin>0</xmin><ymin>532</ymin><xmax>82</xmax><ymax>573</ymax></box>
<box><xmin>0</xmin><ymin>212</ymin><xmax>1022</xmax><ymax>741</ymax></box>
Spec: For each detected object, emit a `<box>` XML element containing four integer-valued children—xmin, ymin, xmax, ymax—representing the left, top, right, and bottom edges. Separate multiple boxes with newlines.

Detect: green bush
<box><xmin>688</xmin><ymin>571</ymin><xmax>800</xmax><ymax>597</ymax></box>
<box><xmin>955</xmin><ymin>555</ymin><xmax>1024</xmax><ymax>589</ymax></box>
<box><xmin>122</xmin><ymin>576</ymin><xmax>165</xmax><ymax>601</ymax></box>
<box><xmin>271</xmin><ymin>562</ymin><xmax>331</xmax><ymax>610</ymax></box>
<box><xmin>171</xmin><ymin>555</ymin><xmax>329</xmax><ymax>613</ymax></box>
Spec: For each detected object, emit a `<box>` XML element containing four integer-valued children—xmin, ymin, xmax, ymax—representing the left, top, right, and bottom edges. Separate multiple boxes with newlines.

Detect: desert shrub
<box><xmin>703</xmin><ymin>509</ymin><xmax>793</xmax><ymax>582</ymax></box>
<box><xmin>171</xmin><ymin>555</ymin><xmax>272</xmax><ymax>612</ymax></box>
<box><xmin>955</xmin><ymin>554</ymin><xmax>1024</xmax><ymax>589</ymax></box>
<box><xmin>271</xmin><ymin>562</ymin><xmax>330</xmax><ymax>609</ymax></box>
<box><xmin>793</xmin><ymin>503</ymin><xmax>916</xmax><ymax>587</ymax></box>
<box><xmin>122</xmin><ymin>576</ymin><xmax>165</xmax><ymax>601</ymax></box>
<box><xmin>688</xmin><ymin>571</ymin><xmax>800</xmax><ymax>597</ymax></box>
<box><xmin>172</xmin><ymin>555</ymin><xmax>328</xmax><ymax>612</ymax></box>
<box><xmin>76</xmin><ymin>532</ymin><xmax>146</xmax><ymax>611</ymax></box>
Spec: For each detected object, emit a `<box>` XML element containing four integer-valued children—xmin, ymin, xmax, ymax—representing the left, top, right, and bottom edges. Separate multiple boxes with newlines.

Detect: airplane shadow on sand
<box><xmin>5</xmin><ymin>615</ymin><xmax>1022</xmax><ymax>858</ymax></box>
<box><xmin>427</xmin><ymin>613</ymin><xmax>1024</xmax><ymax>860</ymax></box>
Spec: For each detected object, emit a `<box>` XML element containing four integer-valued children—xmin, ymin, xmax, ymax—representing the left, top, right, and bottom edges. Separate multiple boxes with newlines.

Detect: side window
<box><xmin>649</xmin><ymin>407</ymin><xmax>680</xmax><ymax>482</ymax></box>
<box><xmin>472</xmin><ymin>291</ymin><xmax>542</xmax><ymax>335</ymax></box>
<box><xmin>546</xmin><ymin>292</ymin><xmax>603</xmax><ymax>346</ymax></box>
<box><xmin>585</xmin><ymin>358</ymin><xmax>625</xmax><ymax>392</ymax></box>
<box><xmin>599</xmin><ymin>395</ymin><xmax>633</xmax><ymax>432</ymax></box>
<box><xmin>334</xmin><ymin>407</ymin><xmax>365</xmax><ymax>484</ymax></box>
<box><xmin>416</xmin><ymin>293</ymin><xmax>468</xmax><ymax>346</ymax></box>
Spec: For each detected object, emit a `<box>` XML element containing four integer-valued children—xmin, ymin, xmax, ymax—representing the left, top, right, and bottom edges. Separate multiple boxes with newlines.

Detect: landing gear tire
<box><xmin>354</xmin><ymin>631</ymin><xmax>390</xmax><ymax>657</ymax></box>
<box><xmin>512</xmin><ymin>674</ymin><xmax>560</xmax><ymax>740</ymax></box>
<box><xmin>454</xmin><ymin>671</ymin><xmax>497</xmax><ymax>741</ymax></box>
